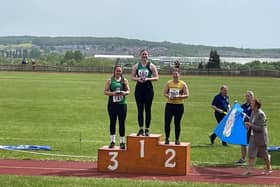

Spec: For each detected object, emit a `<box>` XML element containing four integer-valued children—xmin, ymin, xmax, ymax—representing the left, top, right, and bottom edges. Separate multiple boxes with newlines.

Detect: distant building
<box><xmin>94</xmin><ymin>54</ymin><xmax>134</xmax><ymax>59</ymax></box>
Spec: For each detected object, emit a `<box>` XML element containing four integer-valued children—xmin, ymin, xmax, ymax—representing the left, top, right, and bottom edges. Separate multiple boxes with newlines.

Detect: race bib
<box><xmin>169</xmin><ymin>88</ymin><xmax>180</xmax><ymax>98</ymax></box>
<box><xmin>113</xmin><ymin>95</ymin><xmax>123</xmax><ymax>103</ymax></box>
<box><xmin>138</xmin><ymin>69</ymin><xmax>149</xmax><ymax>80</ymax></box>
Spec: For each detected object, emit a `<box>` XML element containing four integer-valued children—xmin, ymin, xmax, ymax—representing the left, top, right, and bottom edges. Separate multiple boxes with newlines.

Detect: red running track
<box><xmin>0</xmin><ymin>159</ymin><xmax>279</xmax><ymax>185</ymax></box>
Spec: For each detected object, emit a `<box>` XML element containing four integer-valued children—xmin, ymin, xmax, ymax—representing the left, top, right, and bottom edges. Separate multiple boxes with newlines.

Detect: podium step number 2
<box><xmin>98</xmin><ymin>133</ymin><xmax>190</xmax><ymax>175</ymax></box>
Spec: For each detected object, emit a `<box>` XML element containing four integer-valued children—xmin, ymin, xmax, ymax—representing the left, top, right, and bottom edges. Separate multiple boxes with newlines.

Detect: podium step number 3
<box><xmin>98</xmin><ymin>133</ymin><xmax>190</xmax><ymax>175</ymax></box>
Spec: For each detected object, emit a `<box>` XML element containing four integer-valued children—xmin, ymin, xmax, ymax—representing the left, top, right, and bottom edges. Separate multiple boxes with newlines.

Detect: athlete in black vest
<box><xmin>131</xmin><ymin>50</ymin><xmax>159</xmax><ymax>136</ymax></box>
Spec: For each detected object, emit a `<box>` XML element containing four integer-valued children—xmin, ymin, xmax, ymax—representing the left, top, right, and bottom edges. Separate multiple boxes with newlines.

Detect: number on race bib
<box><xmin>108</xmin><ymin>152</ymin><xmax>119</xmax><ymax>171</ymax></box>
<box><xmin>138</xmin><ymin>69</ymin><xmax>149</xmax><ymax>80</ymax></box>
<box><xmin>169</xmin><ymin>88</ymin><xmax>180</xmax><ymax>98</ymax></box>
<box><xmin>113</xmin><ymin>95</ymin><xmax>123</xmax><ymax>102</ymax></box>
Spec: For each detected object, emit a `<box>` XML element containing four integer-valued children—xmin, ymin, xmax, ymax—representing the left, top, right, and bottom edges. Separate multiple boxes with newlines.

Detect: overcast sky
<box><xmin>0</xmin><ymin>0</ymin><xmax>279</xmax><ymax>49</ymax></box>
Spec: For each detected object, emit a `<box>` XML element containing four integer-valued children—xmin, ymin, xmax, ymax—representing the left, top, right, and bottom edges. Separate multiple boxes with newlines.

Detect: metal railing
<box><xmin>0</xmin><ymin>64</ymin><xmax>279</xmax><ymax>77</ymax></box>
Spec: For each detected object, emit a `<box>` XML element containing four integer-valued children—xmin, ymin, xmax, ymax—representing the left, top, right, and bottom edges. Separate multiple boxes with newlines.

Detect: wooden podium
<box><xmin>97</xmin><ymin>133</ymin><xmax>190</xmax><ymax>175</ymax></box>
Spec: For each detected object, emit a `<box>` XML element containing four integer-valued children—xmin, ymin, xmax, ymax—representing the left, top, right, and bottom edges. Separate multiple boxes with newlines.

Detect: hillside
<box><xmin>0</xmin><ymin>36</ymin><xmax>280</xmax><ymax>57</ymax></box>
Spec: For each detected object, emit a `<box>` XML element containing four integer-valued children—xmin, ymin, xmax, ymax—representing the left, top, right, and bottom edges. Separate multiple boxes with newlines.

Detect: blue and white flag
<box><xmin>214</xmin><ymin>102</ymin><xmax>247</xmax><ymax>145</ymax></box>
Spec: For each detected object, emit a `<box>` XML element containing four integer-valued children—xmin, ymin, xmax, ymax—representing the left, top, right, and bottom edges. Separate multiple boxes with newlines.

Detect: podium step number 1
<box><xmin>98</xmin><ymin>133</ymin><xmax>190</xmax><ymax>175</ymax></box>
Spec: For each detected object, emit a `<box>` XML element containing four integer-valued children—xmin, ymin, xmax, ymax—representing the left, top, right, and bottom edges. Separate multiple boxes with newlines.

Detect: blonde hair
<box><xmin>220</xmin><ymin>85</ymin><xmax>228</xmax><ymax>91</ymax></box>
<box><xmin>246</xmin><ymin>90</ymin><xmax>254</xmax><ymax>98</ymax></box>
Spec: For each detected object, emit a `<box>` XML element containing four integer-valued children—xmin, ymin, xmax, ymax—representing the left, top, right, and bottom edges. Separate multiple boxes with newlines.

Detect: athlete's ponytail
<box><xmin>172</xmin><ymin>60</ymin><xmax>180</xmax><ymax>73</ymax></box>
<box><xmin>112</xmin><ymin>58</ymin><xmax>127</xmax><ymax>91</ymax></box>
<box><xmin>113</xmin><ymin>58</ymin><xmax>122</xmax><ymax>77</ymax></box>
<box><xmin>174</xmin><ymin>60</ymin><xmax>180</xmax><ymax>68</ymax></box>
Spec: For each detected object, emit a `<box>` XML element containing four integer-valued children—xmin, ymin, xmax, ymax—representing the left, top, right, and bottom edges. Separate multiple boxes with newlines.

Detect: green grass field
<box><xmin>0</xmin><ymin>71</ymin><xmax>279</xmax><ymax>186</ymax></box>
<box><xmin>2</xmin><ymin>175</ymin><xmax>278</xmax><ymax>187</ymax></box>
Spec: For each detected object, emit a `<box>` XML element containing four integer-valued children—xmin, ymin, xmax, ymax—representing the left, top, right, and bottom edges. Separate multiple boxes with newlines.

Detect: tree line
<box><xmin>0</xmin><ymin>48</ymin><xmax>279</xmax><ymax>72</ymax></box>
<box><xmin>1</xmin><ymin>36</ymin><xmax>280</xmax><ymax>57</ymax></box>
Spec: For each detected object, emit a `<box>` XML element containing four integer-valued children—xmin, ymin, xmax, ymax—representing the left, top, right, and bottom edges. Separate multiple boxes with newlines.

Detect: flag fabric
<box><xmin>268</xmin><ymin>146</ymin><xmax>280</xmax><ymax>152</ymax></box>
<box><xmin>214</xmin><ymin>102</ymin><xmax>248</xmax><ymax>145</ymax></box>
<box><xmin>0</xmin><ymin>145</ymin><xmax>51</xmax><ymax>151</ymax></box>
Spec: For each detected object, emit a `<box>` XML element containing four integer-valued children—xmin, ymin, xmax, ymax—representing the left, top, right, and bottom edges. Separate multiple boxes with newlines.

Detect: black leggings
<box><xmin>107</xmin><ymin>103</ymin><xmax>127</xmax><ymax>136</ymax></box>
<box><xmin>164</xmin><ymin>103</ymin><xmax>184</xmax><ymax>140</ymax></box>
<box><xmin>210</xmin><ymin>112</ymin><xmax>226</xmax><ymax>143</ymax></box>
<box><xmin>134</xmin><ymin>84</ymin><xmax>154</xmax><ymax>129</ymax></box>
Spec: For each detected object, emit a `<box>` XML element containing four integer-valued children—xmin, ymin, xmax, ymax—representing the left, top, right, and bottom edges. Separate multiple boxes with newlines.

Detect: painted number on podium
<box><xmin>139</xmin><ymin>139</ymin><xmax>144</xmax><ymax>158</ymax></box>
<box><xmin>165</xmin><ymin>149</ymin><xmax>176</xmax><ymax>168</ymax></box>
<box><xmin>108</xmin><ymin>152</ymin><xmax>118</xmax><ymax>171</ymax></box>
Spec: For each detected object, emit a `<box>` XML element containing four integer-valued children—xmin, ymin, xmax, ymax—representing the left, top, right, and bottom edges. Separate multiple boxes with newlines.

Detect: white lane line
<box><xmin>0</xmin><ymin>165</ymin><xmax>89</xmax><ymax>171</ymax></box>
<box><xmin>188</xmin><ymin>173</ymin><xmax>280</xmax><ymax>179</ymax></box>
<box><xmin>0</xmin><ymin>148</ymin><xmax>96</xmax><ymax>159</ymax></box>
